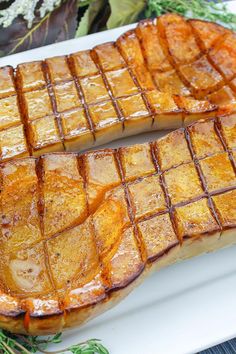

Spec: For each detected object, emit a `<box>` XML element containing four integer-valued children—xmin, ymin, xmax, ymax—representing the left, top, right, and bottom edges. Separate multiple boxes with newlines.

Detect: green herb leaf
<box><xmin>107</xmin><ymin>0</ymin><xmax>145</xmax><ymax>29</ymax></box>
<box><xmin>145</xmin><ymin>0</ymin><xmax>236</xmax><ymax>30</ymax></box>
<box><xmin>75</xmin><ymin>0</ymin><xmax>105</xmax><ymax>37</ymax></box>
<box><xmin>79</xmin><ymin>0</ymin><xmax>94</xmax><ymax>8</ymax></box>
<box><xmin>0</xmin><ymin>330</ymin><xmax>109</xmax><ymax>354</ymax></box>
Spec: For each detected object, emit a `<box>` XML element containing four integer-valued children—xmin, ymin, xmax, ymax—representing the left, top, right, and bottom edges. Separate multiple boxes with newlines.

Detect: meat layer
<box><xmin>0</xmin><ymin>14</ymin><xmax>236</xmax><ymax>162</ymax></box>
<box><xmin>0</xmin><ymin>114</ymin><xmax>235</xmax><ymax>334</ymax></box>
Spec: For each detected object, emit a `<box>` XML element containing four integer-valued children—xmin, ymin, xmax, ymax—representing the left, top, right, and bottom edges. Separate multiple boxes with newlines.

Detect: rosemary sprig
<box><xmin>145</xmin><ymin>0</ymin><xmax>236</xmax><ymax>31</ymax></box>
<box><xmin>0</xmin><ymin>330</ymin><xmax>109</xmax><ymax>354</ymax></box>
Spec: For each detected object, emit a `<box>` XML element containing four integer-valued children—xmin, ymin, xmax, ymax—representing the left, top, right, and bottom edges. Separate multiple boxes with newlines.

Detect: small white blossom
<box><xmin>40</xmin><ymin>0</ymin><xmax>62</xmax><ymax>18</ymax></box>
<box><xmin>0</xmin><ymin>0</ymin><xmax>63</xmax><ymax>28</ymax></box>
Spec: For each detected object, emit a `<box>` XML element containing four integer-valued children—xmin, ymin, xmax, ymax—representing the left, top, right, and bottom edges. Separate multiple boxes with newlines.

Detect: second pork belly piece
<box><xmin>0</xmin><ymin>114</ymin><xmax>235</xmax><ymax>335</ymax></box>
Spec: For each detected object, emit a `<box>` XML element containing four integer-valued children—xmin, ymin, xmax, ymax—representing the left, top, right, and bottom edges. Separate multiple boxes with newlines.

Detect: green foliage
<box><xmin>1</xmin><ymin>0</ymin><xmax>235</xmax><ymax>41</ymax></box>
<box><xmin>76</xmin><ymin>0</ymin><xmax>105</xmax><ymax>37</ymax></box>
<box><xmin>145</xmin><ymin>0</ymin><xmax>236</xmax><ymax>30</ymax></box>
<box><xmin>75</xmin><ymin>0</ymin><xmax>145</xmax><ymax>37</ymax></box>
<box><xmin>75</xmin><ymin>0</ymin><xmax>236</xmax><ymax>38</ymax></box>
<box><xmin>107</xmin><ymin>0</ymin><xmax>145</xmax><ymax>29</ymax></box>
<box><xmin>0</xmin><ymin>329</ymin><xmax>109</xmax><ymax>354</ymax></box>
<box><xmin>69</xmin><ymin>339</ymin><xmax>109</xmax><ymax>354</ymax></box>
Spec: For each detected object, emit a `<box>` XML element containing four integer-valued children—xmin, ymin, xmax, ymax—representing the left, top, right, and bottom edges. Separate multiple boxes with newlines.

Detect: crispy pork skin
<box><xmin>0</xmin><ymin>14</ymin><xmax>236</xmax><ymax>161</ymax></box>
<box><xmin>0</xmin><ymin>115</ymin><xmax>235</xmax><ymax>334</ymax></box>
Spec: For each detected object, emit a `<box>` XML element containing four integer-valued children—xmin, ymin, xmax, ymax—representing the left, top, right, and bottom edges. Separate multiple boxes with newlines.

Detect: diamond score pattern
<box><xmin>0</xmin><ymin>116</ymin><xmax>235</xmax><ymax>315</ymax></box>
<box><xmin>0</xmin><ymin>14</ymin><xmax>236</xmax><ymax>161</ymax></box>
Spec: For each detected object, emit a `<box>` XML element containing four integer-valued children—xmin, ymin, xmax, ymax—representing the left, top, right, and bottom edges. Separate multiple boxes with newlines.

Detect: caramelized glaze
<box><xmin>1</xmin><ymin>14</ymin><xmax>236</xmax><ymax>162</ymax></box>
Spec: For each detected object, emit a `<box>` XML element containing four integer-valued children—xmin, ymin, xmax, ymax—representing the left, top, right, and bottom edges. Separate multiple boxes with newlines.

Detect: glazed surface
<box><xmin>0</xmin><ymin>114</ymin><xmax>235</xmax><ymax>334</ymax></box>
<box><xmin>0</xmin><ymin>14</ymin><xmax>236</xmax><ymax>161</ymax></box>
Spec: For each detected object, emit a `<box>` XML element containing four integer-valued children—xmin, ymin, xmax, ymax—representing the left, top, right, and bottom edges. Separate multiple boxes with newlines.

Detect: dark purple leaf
<box><xmin>0</xmin><ymin>0</ymin><xmax>78</xmax><ymax>57</ymax></box>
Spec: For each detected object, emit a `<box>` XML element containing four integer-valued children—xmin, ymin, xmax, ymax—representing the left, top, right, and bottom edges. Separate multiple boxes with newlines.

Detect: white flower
<box><xmin>0</xmin><ymin>0</ymin><xmax>63</xmax><ymax>28</ymax></box>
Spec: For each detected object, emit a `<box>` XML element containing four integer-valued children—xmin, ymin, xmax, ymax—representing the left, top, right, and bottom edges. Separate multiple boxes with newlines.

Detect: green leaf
<box><xmin>52</xmin><ymin>332</ymin><xmax>62</xmax><ymax>343</ymax></box>
<box><xmin>145</xmin><ymin>0</ymin><xmax>236</xmax><ymax>31</ymax></box>
<box><xmin>79</xmin><ymin>0</ymin><xmax>93</xmax><ymax>7</ymax></box>
<box><xmin>107</xmin><ymin>0</ymin><xmax>145</xmax><ymax>29</ymax></box>
<box><xmin>75</xmin><ymin>0</ymin><xmax>105</xmax><ymax>37</ymax></box>
<box><xmin>0</xmin><ymin>330</ymin><xmax>110</xmax><ymax>354</ymax></box>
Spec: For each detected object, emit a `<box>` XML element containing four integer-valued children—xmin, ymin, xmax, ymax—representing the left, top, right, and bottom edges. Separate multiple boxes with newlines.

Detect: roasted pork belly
<box><xmin>0</xmin><ymin>115</ymin><xmax>235</xmax><ymax>334</ymax></box>
<box><xmin>0</xmin><ymin>14</ymin><xmax>236</xmax><ymax>161</ymax></box>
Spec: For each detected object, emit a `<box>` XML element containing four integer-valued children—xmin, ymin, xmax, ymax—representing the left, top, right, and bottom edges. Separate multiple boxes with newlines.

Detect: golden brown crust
<box><xmin>0</xmin><ymin>114</ymin><xmax>235</xmax><ymax>334</ymax></box>
<box><xmin>1</xmin><ymin>14</ymin><xmax>236</xmax><ymax>162</ymax></box>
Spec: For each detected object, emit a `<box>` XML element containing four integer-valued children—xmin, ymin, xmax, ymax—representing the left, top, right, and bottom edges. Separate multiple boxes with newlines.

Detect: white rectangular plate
<box><xmin>1</xmin><ymin>2</ymin><xmax>236</xmax><ymax>353</ymax></box>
